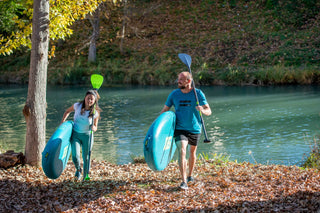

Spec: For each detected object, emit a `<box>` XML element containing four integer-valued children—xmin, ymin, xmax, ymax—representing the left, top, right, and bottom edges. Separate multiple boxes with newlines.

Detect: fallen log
<box><xmin>0</xmin><ymin>150</ymin><xmax>25</xmax><ymax>169</ymax></box>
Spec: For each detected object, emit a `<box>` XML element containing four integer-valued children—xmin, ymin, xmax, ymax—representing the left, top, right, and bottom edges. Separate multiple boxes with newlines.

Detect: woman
<box><xmin>61</xmin><ymin>90</ymin><xmax>101</xmax><ymax>180</ymax></box>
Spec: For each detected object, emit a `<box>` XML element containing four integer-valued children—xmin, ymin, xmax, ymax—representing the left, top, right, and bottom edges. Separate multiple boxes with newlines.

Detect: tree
<box><xmin>22</xmin><ymin>0</ymin><xmax>49</xmax><ymax>166</ymax></box>
<box><xmin>88</xmin><ymin>6</ymin><xmax>100</xmax><ymax>62</ymax></box>
<box><xmin>120</xmin><ymin>0</ymin><xmax>127</xmax><ymax>55</ymax></box>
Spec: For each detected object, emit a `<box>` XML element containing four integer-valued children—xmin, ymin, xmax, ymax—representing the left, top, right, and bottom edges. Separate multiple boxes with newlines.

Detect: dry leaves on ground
<box><xmin>0</xmin><ymin>159</ymin><xmax>319</xmax><ymax>212</ymax></box>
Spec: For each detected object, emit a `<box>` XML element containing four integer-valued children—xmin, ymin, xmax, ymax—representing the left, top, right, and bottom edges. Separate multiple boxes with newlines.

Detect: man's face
<box><xmin>178</xmin><ymin>73</ymin><xmax>189</xmax><ymax>89</ymax></box>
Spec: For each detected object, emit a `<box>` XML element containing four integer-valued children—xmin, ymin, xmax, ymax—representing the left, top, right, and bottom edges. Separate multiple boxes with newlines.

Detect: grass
<box><xmin>131</xmin><ymin>154</ymin><xmax>146</xmax><ymax>164</ymax></box>
<box><xmin>198</xmin><ymin>152</ymin><xmax>230</xmax><ymax>165</ymax></box>
<box><xmin>303</xmin><ymin>136</ymin><xmax>320</xmax><ymax>170</ymax></box>
<box><xmin>131</xmin><ymin>152</ymin><xmax>231</xmax><ymax>166</ymax></box>
<box><xmin>213</xmin><ymin>64</ymin><xmax>320</xmax><ymax>86</ymax></box>
<box><xmin>248</xmin><ymin>150</ymin><xmax>258</xmax><ymax>164</ymax></box>
<box><xmin>133</xmin><ymin>146</ymin><xmax>320</xmax><ymax>170</ymax></box>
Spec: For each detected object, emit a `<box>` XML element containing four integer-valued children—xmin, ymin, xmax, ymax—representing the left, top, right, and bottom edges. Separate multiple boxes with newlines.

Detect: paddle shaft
<box><xmin>85</xmin><ymin>106</ymin><xmax>95</xmax><ymax>180</ymax></box>
<box><xmin>85</xmin><ymin>74</ymin><xmax>104</xmax><ymax>180</ymax></box>
<box><xmin>178</xmin><ymin>53</ymin><xmax>210</xmax><ymax>143</ymax></box>
<box><xmin>186</xmin><ymin>66</ymin><xmax>211</xmax><ymax>143</ymax></box>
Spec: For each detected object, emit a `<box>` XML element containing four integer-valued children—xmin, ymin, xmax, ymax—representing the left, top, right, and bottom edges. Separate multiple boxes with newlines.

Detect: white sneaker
<box><xmin>180</xmin><ymin>182</ymin><xmax>188</xmax><ymax>190</ymax></box>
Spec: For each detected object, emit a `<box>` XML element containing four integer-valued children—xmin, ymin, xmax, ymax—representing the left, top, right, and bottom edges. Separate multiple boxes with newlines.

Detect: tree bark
<box><xmin>23</xmin><ymin>0</ymin><xmax>49</xmax><ymax>166</ymax></box>
<box><xmin>120</xmin><ymin>0</ymin><xmax>128</xmax><ymax>55</ymax></box>
<box><xmin>88</xmin><ymin>7</ymin><xmax>100</xmax><ymax>62</ymax></box>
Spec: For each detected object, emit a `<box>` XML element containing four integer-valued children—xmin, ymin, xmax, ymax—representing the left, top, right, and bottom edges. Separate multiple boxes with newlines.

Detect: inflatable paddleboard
<box><xmin>42</xmin><ymin>121</ymin><xmax>73</xmax><ymax>179</ymax></box>
<box><xmin>144</xmin><ymin>111</ymin><xmax>177</xmax><ymax>171</ymax></box>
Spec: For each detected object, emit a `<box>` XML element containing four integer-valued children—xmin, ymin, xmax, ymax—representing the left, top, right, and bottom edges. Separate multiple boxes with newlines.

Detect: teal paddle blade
<box><xmin>90</xmin><ymin>74</ymin><xmax>104</xmax><ymax>90</ymax></box>
<box><xmin>178</xmin><ymin>53</ymin><xmax>192</xmax><ymax>69</ymax></box>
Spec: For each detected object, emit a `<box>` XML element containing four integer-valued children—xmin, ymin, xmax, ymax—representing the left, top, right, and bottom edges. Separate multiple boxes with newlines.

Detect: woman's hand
<box><xmin>92</xmin><ymin>117</ymin><xmax>99</xmax><ymax>132</ymax></box>
<box><xmin>92</xmin><ymin>125</ymin><xmax>98</xmax><ymax>132</ymax></box>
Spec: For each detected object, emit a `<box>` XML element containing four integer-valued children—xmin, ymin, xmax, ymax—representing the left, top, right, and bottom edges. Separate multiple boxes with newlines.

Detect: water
<box><xmin>0</xmin><ymin>85</ymin><xmax>319</xmax><ymax>165</ymax></box>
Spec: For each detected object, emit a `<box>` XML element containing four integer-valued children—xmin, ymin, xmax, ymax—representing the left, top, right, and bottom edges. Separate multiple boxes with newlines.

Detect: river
<box><xmin>0</xmin><ymin>85</ymin><xmax>319</xmax><ymax>165</ymax></box>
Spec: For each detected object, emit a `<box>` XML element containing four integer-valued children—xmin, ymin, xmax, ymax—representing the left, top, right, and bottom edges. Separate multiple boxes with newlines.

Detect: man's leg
<box><xmin>178</xmin><ymin>140</ymin><xmax>188</xmax><ymax>183</ymax></box>
<box><xmin>188</xmin><ymin>145</ymin><xmax>197</xmax><ymax>178</ymax></box>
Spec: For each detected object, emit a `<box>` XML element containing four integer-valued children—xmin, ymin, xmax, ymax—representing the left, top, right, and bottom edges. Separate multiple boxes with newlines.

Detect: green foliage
<box><xmin>265</xmin><ymin>0</ymin><xmax>278</xmax><ymax>9</ymax></box>
<box><xmin>266</xmin><ymin>0</ymin><xmax>320</xmax><ymax>28</ymax></box>
<box><xmin>0</xmin><ymin>51</ymin><xmax>30</xmax><ymax>71</ymax></box>
<box><xmin>0</xmin><ymin>0</ymin><xmax>118</xmax><ymax>55</ymax></box>
<box><xmin>194</xmin><ymin>58</ymin><xmax>215</xmax><ymax>85</ymax></box>
<box><xmin>254</xmin><ymin>65</ymin><xmax>320</xmax><ymax>85</ymax></box>
<box><xmin>198</xmin><ymin>152</ymin><xmax>230</xmax><ymax>166</ymax></box>
<box><xmin>303</xmin><ymin>137</ymin><xmax>320</xmax><ymax>170</ymax></box>
<box><xmin>0</xmin><ymin>0</ymin><xmax>28</xmax><ymax>36</ymax></box>
<box><xmin>130</xmin><ymin>154</ymin><xmax>146</xmax><ymax>164</ymax></box>
<box><xmin>225</xmin><ymin>64</ymin><xmax>248</xmax><ymax>85</ymax></box>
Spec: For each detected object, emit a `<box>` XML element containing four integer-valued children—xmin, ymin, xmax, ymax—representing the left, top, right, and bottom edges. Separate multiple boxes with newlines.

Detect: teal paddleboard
<box><xmin>42</xmin><ymin>121</ymin><xmax>73</xmax><ymax>179</ymax></box>
<box><xmin>144</xmin><ymin>111</ymin><xmax>177</xmax><ymax>171</ymax></box>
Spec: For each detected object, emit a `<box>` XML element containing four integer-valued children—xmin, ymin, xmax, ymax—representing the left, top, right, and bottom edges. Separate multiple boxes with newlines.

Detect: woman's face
<box><xmin>85</xmin><ymin>94</ymin><xmax>96</xmax><ymax>107</ymax></box>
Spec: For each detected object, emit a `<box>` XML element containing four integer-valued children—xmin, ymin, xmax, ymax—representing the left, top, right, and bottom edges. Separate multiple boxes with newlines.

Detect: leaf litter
<box><xmin>0</xmin><ymin>159</ymin><xmax>319</xmax><ymax>212</ymax></box>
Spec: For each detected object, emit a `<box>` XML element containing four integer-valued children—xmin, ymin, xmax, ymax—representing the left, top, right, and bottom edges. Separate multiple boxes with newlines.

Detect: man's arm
<box><xmin>160</xmin><ymin>105</ymin><xmax>171</xmax><ymax>114</ymax></box>
<box><xmin>196</xmin><ymin>104</ymin><xmax>211</xmax><ymax>116</ymax></box>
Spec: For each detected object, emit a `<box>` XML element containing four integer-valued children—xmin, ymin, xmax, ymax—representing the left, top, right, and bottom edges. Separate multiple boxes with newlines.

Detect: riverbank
<box><xmin>1</xmin><ymin>0</ymin><xmax>320</xmax><ymax>86</ymax></box>
<box><xmin>1</xmin><ymin>159</ymin><xmax>319</xmax><ymax>212</ymax></box>
<box><xmin>1</xmin><ymin>62</ymin><xmax>320</xmax><ymax>86</ymax></box>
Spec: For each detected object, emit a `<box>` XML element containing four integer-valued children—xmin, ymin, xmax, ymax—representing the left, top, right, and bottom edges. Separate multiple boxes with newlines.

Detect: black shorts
<box><xmin>174</xmin><ymin>130</ymin><xmax>201</xmax><ymax>146</ymax></box>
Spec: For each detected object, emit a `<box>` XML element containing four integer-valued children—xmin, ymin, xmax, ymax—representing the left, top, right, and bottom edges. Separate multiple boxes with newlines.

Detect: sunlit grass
<box><xmin>197</xmin><ymin>152</ymin><xmax>230</xmax><ymax>166</ymax></box>
<box><xmin>131</xmin><ymin>152</ymin><xmax>232</xmax><ymax>166</ymax></box>
<box><xmin>248</xmin><ymin>150</ymin><xmax>257</xmax><ymax>164</ymax></box>
<box><xmin>302</xmin><ymin>136</ymin><xmax>320</xmax><ymax>170</ymax></box>
<box><xmin>131</xmin><ymin>154</ymin><xmax>146</xmax><ymax>164</ymax></box>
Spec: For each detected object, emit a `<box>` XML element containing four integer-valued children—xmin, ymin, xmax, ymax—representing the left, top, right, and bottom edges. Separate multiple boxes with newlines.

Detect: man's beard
<box><xmin>178</xmin><ymin>84</ymin><xmax>185</xmax><ymax>89</ymax></box>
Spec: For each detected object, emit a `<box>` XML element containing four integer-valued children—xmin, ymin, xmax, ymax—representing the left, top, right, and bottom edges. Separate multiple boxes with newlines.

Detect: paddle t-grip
<box><xmin>204</xmin><ymin>139</ymin><xmax>211</xmax><ymax>143</ymax></box>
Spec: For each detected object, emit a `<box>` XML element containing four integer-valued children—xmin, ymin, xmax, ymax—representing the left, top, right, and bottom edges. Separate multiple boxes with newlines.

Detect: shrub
<box><xmin>303</xmin><ymin>137</ymin><xmax>320</xmax><ymax>170</ymax></box>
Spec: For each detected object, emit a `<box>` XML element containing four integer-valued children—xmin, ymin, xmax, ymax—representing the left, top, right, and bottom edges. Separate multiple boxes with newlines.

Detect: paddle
<box><xmin>84</xmin><ymin>74</ymin><xmax>104</xmax><ymax>181</ymax></box>
<box><xmin>178</xmin><ymin>53</ymin><xmax>211</xmax><ymax>143</ymax></box>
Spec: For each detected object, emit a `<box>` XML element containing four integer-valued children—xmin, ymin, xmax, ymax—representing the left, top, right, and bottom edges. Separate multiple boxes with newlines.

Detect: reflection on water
<box><xmin>201</xmin><ymin>86</ymin><xmax>320</xmax><ymax>165</ymax></box>
<box><xmin>0</xmin><ymin>85</ymin><xmax>319</xmax><ymax>165</ymax></box>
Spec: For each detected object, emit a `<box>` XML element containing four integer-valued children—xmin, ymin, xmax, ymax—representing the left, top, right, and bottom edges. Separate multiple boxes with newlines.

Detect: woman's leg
<box><xmin>71</xmin><ymin>133</ymin><xmax>82</xmax><ymax>172</ymax></box>
<box><xmin>82</xmin><ymin>133</ymin><xmax>91</xmax><ymax>179</ymax></box>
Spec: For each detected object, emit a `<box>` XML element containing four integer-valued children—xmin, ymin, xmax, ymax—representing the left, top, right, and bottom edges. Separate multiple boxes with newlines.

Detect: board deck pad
<box><xmin>42</xmin><ymin>121</ymin><xmax>73</xmax><ymax>179</ymax></box>
<box><xmin>144</xmin><ymin>111</ymin><xmax>177</xmax><ymax>171</ymax></box>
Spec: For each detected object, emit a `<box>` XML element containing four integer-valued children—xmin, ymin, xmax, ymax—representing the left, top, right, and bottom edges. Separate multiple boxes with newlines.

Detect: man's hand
<box><xmin>196</xmin><ymin>104</ymin><xmax>212</xmax><ymax>116</ymax></box>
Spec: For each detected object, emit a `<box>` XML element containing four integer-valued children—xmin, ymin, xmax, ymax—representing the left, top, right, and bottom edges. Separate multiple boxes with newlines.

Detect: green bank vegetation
<box><xmin>303</xmin><ymin>137</ymin><xmax>320</xmax><ymax>170</ymax></box>
<box><xmin>0</xmin><ymin>0</ymin><xmax>319</xmax><ymax>85</ymax></box>
<box><xmin>132</xmin><ymin>147</ymin><xmax>320</xmax><ymax>170</ymax></box>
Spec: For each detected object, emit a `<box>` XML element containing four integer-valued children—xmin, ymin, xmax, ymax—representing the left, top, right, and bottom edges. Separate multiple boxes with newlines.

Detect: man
<box><xmin>160</xmin><ymin>71</ymin><xmax>211</xmax><ymax>190</ymax></box>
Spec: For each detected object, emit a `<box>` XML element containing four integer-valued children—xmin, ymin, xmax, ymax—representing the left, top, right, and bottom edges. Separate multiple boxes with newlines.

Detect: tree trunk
<box><xmin>88</xmin><ymin>7</ymin><xmax>100</xmax><ymax>62</ymax></box>
<box><xmin>23</xmin><ymin>0</ymin><xmax>49</xmax><ymax>166</ymax></box>
<box><xmin>120</xmin><ymin>0</ymin><xmax>128</xmax><ymax>55</ymax></box>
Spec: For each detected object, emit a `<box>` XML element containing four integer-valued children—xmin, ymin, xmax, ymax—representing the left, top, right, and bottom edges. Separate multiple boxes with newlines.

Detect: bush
<box><xmin>303</xmin><ymin>137</ymin><xmax>320</xmax><ymax>170</ymax></box>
